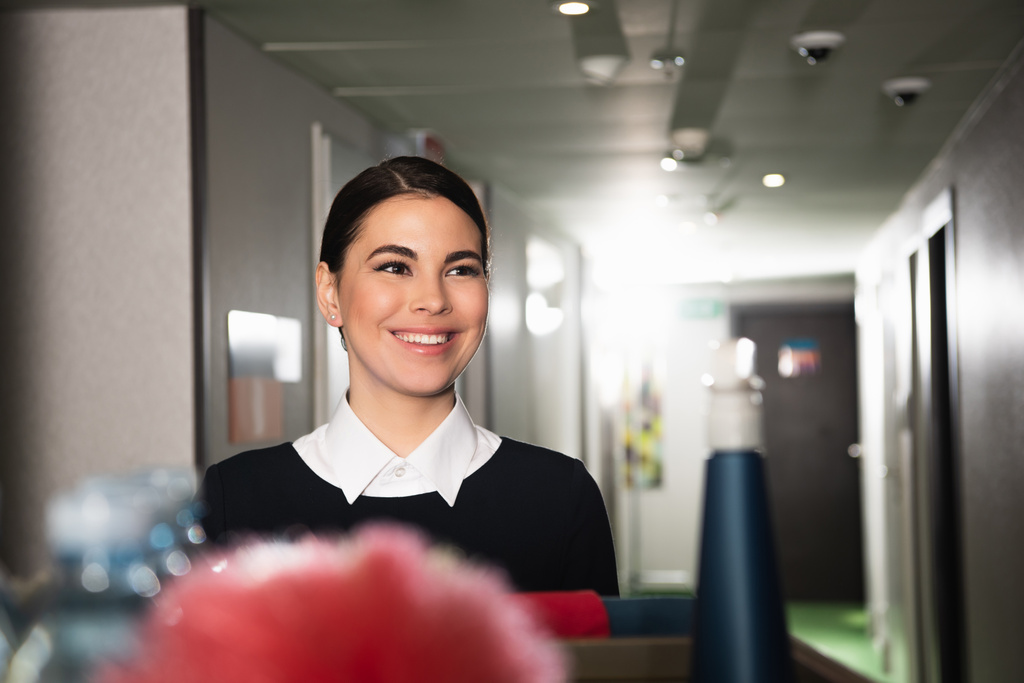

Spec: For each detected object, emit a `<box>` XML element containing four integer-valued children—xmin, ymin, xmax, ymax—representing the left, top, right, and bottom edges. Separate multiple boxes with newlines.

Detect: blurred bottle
<box><xmin>6</xmin><ymin>468</ymin><xmax>205</xmax><ymax>683</ymax></box>
<box><xmin>691</xmin><ymin>339</ymin><xmax>794</xmax><ymax>683</ymax></box>
<box><xmin>0</xmin><ymin>487</ymin><xmax>26</xmax><ymax>681</ymax></box>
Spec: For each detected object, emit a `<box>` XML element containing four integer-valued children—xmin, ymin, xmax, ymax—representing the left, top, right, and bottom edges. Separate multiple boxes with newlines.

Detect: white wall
<box><xmin>528</xmin><ymin>238</ymin><xmax>583</xmax><ymax>459</ymax></box>
<box><xmin>484</xmin><ymin>186</ymin><xmax>589</xmax><ymax>461</ymax></box>
<box><xmin>0</xmin><ymin>7</ymin><xmax>194</xmax><ymax>575</ymax></box>
<box><xmin>485</xmin><ymin>186</ymin><xmax>537</xmax><ymax>442</ymax></box>
<box><xmin>587</xmin><ymin>277</ymin><xmax>854</xmax><ymax>592</ymax></box>
<box><xmin>587</xmin><ymin>283</ymin><xmax>728</xmax><ymax>590</ymax></box>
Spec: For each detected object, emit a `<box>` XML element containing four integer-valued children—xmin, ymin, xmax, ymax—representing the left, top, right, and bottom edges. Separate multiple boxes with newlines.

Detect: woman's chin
<box><xmin>403</xmin><ymin>383</ymin><xmax>458</xmax><ymax>400</ymax></box>
<box><xmin>379</xmin><ymin>375</ymin><xmax>458</xmax><ymax>401</ymax></box>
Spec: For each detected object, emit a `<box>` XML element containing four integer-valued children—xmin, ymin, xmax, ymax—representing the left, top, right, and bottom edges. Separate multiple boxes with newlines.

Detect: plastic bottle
<box><xmin>6</xmin><ymin>469</ymin><xmax>203</xmax><ymax>683</ymax></box>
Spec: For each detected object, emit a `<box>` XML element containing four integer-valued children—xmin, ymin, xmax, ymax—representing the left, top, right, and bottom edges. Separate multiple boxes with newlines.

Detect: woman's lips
<box><xmin>392</xmin><ymin>331</ymin><xmax>453</xmax><ymax>345</ymax></box>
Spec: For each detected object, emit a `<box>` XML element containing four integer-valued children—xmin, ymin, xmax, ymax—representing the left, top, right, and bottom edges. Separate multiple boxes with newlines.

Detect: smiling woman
<box><xmin>199</xmin><ymin>157</ymin><xmax>619</xmax><ymax>596</ymax></box>
<box><xmin>319</xmin><ymin>193</ymin><xmax>490</xmax><ymax>453</ymax></box>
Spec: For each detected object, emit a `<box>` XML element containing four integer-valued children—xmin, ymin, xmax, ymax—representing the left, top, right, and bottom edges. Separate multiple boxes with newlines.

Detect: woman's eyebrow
<box><xmin>367</xmin><ymin>244</ymin><xmax>416</xmax><ymax>260</ymax></box>
<box><xmin>445</xmin><ymin>250</ymin><xmax>483</xmax><ymax>264</ymax></box>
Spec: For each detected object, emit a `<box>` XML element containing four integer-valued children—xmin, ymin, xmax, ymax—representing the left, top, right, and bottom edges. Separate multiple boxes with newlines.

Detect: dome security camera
<box><xmin>882</xmin><ymin>77</ymin><xmax>932</xmax><ymax>106</ymax></box>
<box><xmin>789</xmin><ymin>30</ymin><xmax>845</xmax><ymax>65</ymax></box>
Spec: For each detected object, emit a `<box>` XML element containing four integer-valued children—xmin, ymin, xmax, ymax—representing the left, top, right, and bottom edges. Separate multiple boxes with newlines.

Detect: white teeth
<box><xmin>395</xmin><ymin>332</ymin><xmax>450</xmax><ymax>345</ymax></box>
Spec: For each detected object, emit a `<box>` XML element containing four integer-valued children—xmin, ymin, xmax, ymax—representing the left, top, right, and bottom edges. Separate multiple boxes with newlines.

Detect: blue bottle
<box><xmin>692</xmin><ymin>339</ymin><xmax>794</xmax><ymax>683</ymax></box>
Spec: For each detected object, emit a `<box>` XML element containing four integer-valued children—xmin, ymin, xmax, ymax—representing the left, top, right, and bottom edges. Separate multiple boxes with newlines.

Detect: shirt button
<box><xmin>394</xmin><ymin>467</ymin><xmax>406</xmax><ymax>478</ymax></box>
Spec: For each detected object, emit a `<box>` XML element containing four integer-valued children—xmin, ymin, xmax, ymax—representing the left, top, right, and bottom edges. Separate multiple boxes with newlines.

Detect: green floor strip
<box><xmin>786</xmin><ymin>602</ymin><xmax>895</xmax><ymax>683</ymax></box>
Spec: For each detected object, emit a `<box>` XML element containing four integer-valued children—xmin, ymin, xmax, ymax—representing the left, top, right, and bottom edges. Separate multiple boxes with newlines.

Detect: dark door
<box><xmin>733</xmin><ymin>303</ymin><xmax>864</xmax><ymax>602</ymax></box>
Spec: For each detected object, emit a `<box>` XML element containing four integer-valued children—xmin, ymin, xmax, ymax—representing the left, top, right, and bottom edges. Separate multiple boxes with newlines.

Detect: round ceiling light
<box><xmin>553</xmin><ymin>1</ymin><xmax>591</xmax><ymax>15</ymax></box>
<box><xmin>762</xmin><ymin>173</ymin><xmax>786</xmax><ymax>188</ymax></box>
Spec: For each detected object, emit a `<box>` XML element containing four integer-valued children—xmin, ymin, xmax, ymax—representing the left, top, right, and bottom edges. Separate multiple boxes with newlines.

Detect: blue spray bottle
<box><xmin>691</xmin><ymin>338</ymin><xmax>794</xmax><ymax>683</ymax></box>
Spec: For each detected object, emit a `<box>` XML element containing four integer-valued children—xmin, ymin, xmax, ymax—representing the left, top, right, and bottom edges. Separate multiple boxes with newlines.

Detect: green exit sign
<box><xmin>679</xmin><ymin>299</ymin><xmax>724</xmax><ymax>319</ymax></box>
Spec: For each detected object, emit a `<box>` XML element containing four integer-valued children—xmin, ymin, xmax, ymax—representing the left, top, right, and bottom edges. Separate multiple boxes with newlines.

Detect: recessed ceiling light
<box><xmin>762</xmin><ymin>173</ymin><xmax>785</xmax><ymax>188</ymax></box>
<box><xmin>553</xmin><ymin>1</ymin><xmax>590</xmax><ymax>15</ymax></box>
<box><xmin>660</xmin><ymin>156</ymin><xmax>679</xmax><ymax>172</ymax></box>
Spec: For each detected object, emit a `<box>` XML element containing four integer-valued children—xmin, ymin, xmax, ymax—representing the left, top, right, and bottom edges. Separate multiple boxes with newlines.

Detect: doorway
<box><xmin>733</xmin><ymin>303</ymin><xmax>864</xmax><ymax>602</ymax></box>
<box><xmin>907</xmin><ymin>223</ymin><xmax>964</xmax><ymax>683</ymax></box>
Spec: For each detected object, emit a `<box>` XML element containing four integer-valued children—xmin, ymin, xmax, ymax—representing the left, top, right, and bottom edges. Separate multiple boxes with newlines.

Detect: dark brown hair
<box><xmin>319</xmin><ymin>156</ymin><xmax>490</xmax><ymax>277</ymax></box>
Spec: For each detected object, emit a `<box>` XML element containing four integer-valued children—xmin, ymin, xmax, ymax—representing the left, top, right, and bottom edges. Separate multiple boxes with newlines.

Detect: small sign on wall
<box><xmin>227</xmin><ymin>311</ymin><xmax>302</xmax><ymax>443</ymax></box>
<box><xmin>778</xmin><ymin>338</ymin><xmax>821</xmax><ymax>378</ymax></box>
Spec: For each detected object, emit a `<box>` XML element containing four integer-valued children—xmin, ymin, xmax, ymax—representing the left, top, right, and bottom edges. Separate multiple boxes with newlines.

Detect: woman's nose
<box><xmin>410</xmin><ymin>276</ymin><xmax>451</xmax><ymax>314</ymax></box>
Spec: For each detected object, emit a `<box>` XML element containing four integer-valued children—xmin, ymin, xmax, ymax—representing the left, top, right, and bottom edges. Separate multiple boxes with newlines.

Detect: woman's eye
<box><xmin>375</xmin><ymin>261</ymin><xmax>409</xmax><ymax>275</ymax></box>
<box><xmin>448</xmin><ymin>264</ymin><xmax>481</xmax><ymax>277</ymax></box>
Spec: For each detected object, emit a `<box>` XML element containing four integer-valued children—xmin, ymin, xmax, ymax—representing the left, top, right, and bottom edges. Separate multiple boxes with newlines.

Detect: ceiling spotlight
<box><xmin>882</xmin><ymin>77</ymin><xmax>932</xmax><ymax>106</ymax></box>
<box><xmin>650</xmin><ymin>47</ymin><xmax>685</xmax><ymax>71</ymax></box>
<box><xmin>552</xmin><ymin>1</ymin><xmax>592</xmax><ymax>15</ymax></box>
<box><xmin>762</xmin><ymin>173</ymin><xmax>785</xmax><ymax>188</ymax></box>
<box><xmin>660</xmin><ymin>154</ymin><xmax>679</xmax><ymax>172</ymax></box>
<box><xmin>789</xmin><ymin>30</ymin><xmax>845</xmax><ymax>65</ymax></box>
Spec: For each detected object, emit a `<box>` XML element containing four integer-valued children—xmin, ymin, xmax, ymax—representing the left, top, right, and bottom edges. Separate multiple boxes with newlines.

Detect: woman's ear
<box><xmin>315</xmin><ymin>262</ymin><xmax>343</xmax><ymax>327</ymax></box>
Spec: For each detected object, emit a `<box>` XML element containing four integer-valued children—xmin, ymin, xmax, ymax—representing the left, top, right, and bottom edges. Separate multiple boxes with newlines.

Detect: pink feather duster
<box><xmin>99</xmin><ymin>525</ymin><xmax>566</xmax><ymax>683</ymax></box>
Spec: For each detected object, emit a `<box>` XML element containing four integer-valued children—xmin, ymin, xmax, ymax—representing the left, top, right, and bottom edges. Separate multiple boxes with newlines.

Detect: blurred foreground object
<box><xmin>692</xmin><ymin>339</ymin><xmax>794</xmax><ymax>682</ymax></box>
<box><xmin>99</xmin><ymin>525</ymin><xmax>565</xmax><ymax>683</ymax></box>
<box><xmin>7</xmin><ymin>469</ymin><xmax>201</xmax><ymax>683</ymax></box>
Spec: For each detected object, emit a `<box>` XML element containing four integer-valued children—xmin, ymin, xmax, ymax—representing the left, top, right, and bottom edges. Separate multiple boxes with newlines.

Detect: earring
<box><xmin>330</xmin><ymin>315</ymin><xmax>337</xmax><ymax>320</ymax></box>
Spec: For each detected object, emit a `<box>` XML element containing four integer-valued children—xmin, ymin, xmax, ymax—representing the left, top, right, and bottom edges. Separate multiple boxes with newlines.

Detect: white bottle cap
<box><xmin>707</xmin><ymin>338</ymin><xmax>764</xmax><ymax>451</ymax></box>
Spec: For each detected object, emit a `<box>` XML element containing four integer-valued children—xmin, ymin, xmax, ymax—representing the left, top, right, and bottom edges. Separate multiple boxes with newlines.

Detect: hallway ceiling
<box><xmin>14</xmin><ymin>0</ymin><xmax>1024</xmax><ymax>283</ymax></box>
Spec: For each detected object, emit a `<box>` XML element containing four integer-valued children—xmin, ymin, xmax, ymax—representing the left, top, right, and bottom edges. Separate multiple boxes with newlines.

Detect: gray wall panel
<box><xmin>203</xmin><ymin>18</ymin><xmax>383</xmax><ymax>466</ymax></box>
<box><xmin>0</xmin><ymin>7</ymin><xmax>194</xmax><ymax>575</ymax></box>
<box><xmin>484</xmin><ymin>185</ymin><xmax>536</xmax><ymax>443</ymax></box>
<box><xmin>946</xmin><ymin>50</ymin><xmax>1024</xmax><ymax>683</ymax></box>
<box><xmin>862</xmin><ymin>43</ymin><xmax>1024</xmax><ymax>682</ymax></box>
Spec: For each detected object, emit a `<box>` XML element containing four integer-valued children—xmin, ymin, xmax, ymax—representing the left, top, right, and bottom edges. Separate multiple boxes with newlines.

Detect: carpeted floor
<box><xmin>786</xmin><ymin>602</ymin><xmax>896</xmax><ymax>683</ymax></box>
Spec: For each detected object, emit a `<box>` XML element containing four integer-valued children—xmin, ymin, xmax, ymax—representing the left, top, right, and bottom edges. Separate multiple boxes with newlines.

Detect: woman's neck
<box><xmin>347</xmin><ymin>384</ymin><xmax>456</xmax><ymax>458</ymax></box>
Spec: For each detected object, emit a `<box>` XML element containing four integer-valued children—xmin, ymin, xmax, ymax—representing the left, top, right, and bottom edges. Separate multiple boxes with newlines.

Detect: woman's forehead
<box><xmin>352</xmin><ymin>195</ymin><xmax>483</xmax><ymax>250</ymax></box>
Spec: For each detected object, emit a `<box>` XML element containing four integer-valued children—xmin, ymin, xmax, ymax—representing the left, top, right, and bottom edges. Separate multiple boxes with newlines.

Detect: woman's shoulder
<box><xmin>207</xmin><ymin>442</ymin><xmax>303</xmax><ymax>479</ymax></box>
<box><xmin>494</xmin><ymin>437</ymin><xmax>571</xmax><ymax>461</ymax></box>
<box><xmin>490</xmin><ymin>437</ymin><xmax>590</xmax><ymax>480</ymax></box>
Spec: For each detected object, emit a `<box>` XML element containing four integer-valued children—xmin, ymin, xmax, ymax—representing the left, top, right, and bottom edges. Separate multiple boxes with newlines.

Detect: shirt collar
<box><xmin>323</xmin><ymin>394</ymin><xmax>479</xmax><ymax>507</ymax></box>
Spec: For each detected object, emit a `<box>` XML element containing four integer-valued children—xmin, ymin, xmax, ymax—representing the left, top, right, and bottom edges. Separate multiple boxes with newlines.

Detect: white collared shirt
<box><xmin>292</xmin><ymin>394</ymin><xmax>501</xmax><ymax>507</ymax></box>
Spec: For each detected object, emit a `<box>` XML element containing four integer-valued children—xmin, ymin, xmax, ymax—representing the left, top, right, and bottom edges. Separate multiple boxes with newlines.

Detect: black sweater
<box><xmin>200</xmin><ymin>438</ymin><xmax>620</xmax><ymax>596</ymax></box>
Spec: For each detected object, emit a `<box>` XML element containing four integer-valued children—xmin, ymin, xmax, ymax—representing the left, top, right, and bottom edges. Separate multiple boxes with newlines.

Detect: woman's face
<box><xmin>320</xmin><ymin>195</ymin><xmax>489</xmax><ymax>404</ymax></box>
